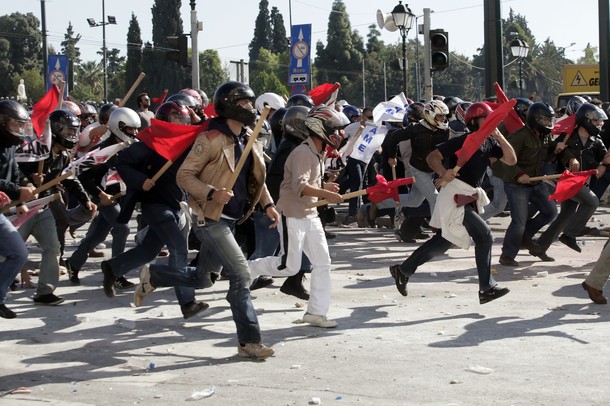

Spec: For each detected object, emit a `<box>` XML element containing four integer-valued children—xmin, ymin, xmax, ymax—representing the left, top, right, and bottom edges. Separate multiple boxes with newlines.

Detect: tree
<box><xmin>577</xmin><ymin>43</ymin><xmax>598</xmax><ymax>64</ymax></box>
<box><xmin>199</xmin><ymin>49</ymin><xmax>228</xmax><ymax>95</ymax></box>
<box><xmin>0</xmin><ymin>12</ymin><xmax>41</xmax><ymax>95</ymax></box>
<box><xmin>270</xmin><ymin>6</ymin><xmax>287</xmax><ymax>54</ymax></box>
<box><xmin>249</xmin><ymin>0</ymin><xmax>272</xmax><ymax>69</ymax></box>
<box><xmin>105</xmin><ymin>48</ymin><xmax>126</xmax><ymax>101</ymax></box>
<box><xmin>72</xmin><ymin>61</ymin><xmax>104</xmax><ymax>102</ymax></box>
<box><xmin>314</xmin><ymin>0</ymin><xmax>363</xmax><ymax>102</ymax></box>
<box><xmin>125</xmin><ymin>12</ymin><xmax>143</xmax><ymax>106</ymax></box>
<box><xmin>13</xmin><ymin>68</ymin><xmax>44</xmax><ymax>103</ymax></box>
<box><xmin>249</xmin><ymin>48</ymin><xmax>288</xmax><ymax>96</ymax></box>
<box><xmin>61</xmin><ymin>22</ymin><xmax>82</xmax><ymax>65</ymax></box>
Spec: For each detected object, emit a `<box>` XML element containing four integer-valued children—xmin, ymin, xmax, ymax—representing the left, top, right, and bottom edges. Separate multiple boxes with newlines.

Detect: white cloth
<box><xmin>429</xmin><ymin>178</ymin><xmax>490</xmax><ymax>249</ymax></box>
<box><xmin>345</xmin><ymin>124</ymin><xmax>386</xmax><ymax>164</ymax></box>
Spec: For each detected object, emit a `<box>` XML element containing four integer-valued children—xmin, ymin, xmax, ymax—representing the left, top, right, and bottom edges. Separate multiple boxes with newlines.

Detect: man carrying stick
<box><xmin>389</xmin><ymin>102</ymin><xmax>517</xmax><ymax>304</ymax></box>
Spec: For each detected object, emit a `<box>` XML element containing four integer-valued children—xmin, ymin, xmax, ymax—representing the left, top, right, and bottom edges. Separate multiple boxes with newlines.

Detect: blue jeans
<box><xmin>502</xmin><ymin>182</ymin><xmax>557</xmax><ymax>260</ymax></box>
<box><xmin>0</xmin><ymin>214</ymin><xmax>29</xmax><ymax>304</ymax></box>
<box><xmin>150</xmin><ymin>217</ymin><xmax>262</xmax><ymax>344</ymax></box>
<box><xmin>107</xmin><ymin>202</ymin><xmax>195</xmax><ymax>306</ymax></box>
<box><xmin>397</xmin><ymin>166</ymin><xmax>438</xmax><ymax>217</ymax></box>
<box><xmin>480</xmin><ymin>170</ymin><xmax>507</xmax><ymax>220</ymax></box>
<box><xmin>535</xmin><ymin>186</ymin><xmax>599</xmax><ymax>250</ymax></box>
<box><xmin>339</xmin><ymin>157</ymin><xmax>367</xmax><ymax>217</ymax></box>
<box><xmin>18</xmin><ymin>208</ymin><xmax>61</xmax><ymax>296</ymax></box>
<box><xmin>69</xmin><ymin>203</ymin><xmax>129</xmax><ymax>270</ymax></box>
<box><xmin>397</xmin><ymin>205</ymin><xmax>496</xmax><ymax>291</ymax></box>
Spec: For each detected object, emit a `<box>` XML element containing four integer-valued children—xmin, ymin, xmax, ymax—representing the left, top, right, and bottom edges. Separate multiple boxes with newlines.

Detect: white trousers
<box><xmin>248</xmin><ymin>216</ymin><xmax>332</xmax><ymax>316</ymax></box>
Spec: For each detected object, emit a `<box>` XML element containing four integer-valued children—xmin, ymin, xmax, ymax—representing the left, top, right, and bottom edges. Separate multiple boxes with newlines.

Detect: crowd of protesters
<box><xmin>3</xmin><ymin>78</ymin><xmax>610</xmax><ymax>362</ymax></box>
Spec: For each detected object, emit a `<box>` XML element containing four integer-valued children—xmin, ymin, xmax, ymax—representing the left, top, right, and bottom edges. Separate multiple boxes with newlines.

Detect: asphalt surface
<box><xmin>2</xmin><ymin>205</ymin><xmax>610</xmax><ymax>405</ymax></box>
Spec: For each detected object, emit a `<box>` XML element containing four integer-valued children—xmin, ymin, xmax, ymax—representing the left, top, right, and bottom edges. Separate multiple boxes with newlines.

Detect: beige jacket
<box><xmin>177</xmin><ymin>127</ymin><xmax>273</xmax><ymax>223</ymax></box>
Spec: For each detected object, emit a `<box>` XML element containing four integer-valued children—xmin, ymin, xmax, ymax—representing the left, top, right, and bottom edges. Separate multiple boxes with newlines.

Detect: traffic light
<box><xmin>429</xmin><ymin>29</ymin><xmax>449</xmax><ymax>71</ymax></box>
<box><xmin>166</xmin><ymin>34</ymin><xmax>189</xmax><ymax>66</ymax></box>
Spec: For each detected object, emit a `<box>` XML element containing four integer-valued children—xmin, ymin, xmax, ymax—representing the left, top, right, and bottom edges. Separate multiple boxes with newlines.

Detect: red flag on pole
<box><xmin>31</xmin><ymin>84</ymin><xmax>60</xmax><ymax>138</ymax></box>
<box><xmin>136</xmin><ymin>118</ymin><xmax>208</xmax><ymax>161</ymax></box>
<box><xmin>552</xmin><ymin>114</ymin><xmax>576</xmax><ymax>136</ymax></box>
<box><xmin>366</xmin><ymin>174</ymin><xmax>414</xmax><ymax>203</ymax></box>
<box><xmin>494</xmin><ymin>82</ymin><xmax>525</xmax><ymax>134</ymax></box>
<box><xmin>455</xmin><ymin>99</ymin><xmax>517</xmax><ymax>168</ymax></box>
<box><xmin>308</xmin><ymin>82</ymin><xmax>341</xmax><ymax>106</ymax></box>
<box><xmin>549</xmin><ymin>169</ymin><xmax>597</xmax><ymax>202</ymax></box>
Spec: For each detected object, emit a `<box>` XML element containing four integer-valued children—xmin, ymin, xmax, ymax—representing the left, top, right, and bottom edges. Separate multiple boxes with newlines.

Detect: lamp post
<box><xmin>391</xmin><ymin>1</ymin><xmax>415</xmax><ymax>96</ymax></box>
<box><xmin>510</xmin><ymin>37</ymin><xmax>529</xmax><ymax>97</ymax></box>
<box><xmin>87</xmin><ymin>0</ymin><xmax>116</xmax><ymax>102</ymax></box>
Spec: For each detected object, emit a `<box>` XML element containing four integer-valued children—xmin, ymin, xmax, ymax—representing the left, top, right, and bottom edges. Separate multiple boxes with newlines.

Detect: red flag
<box><xmin>0</xmin><ymin>191</ymin><xmax>9</xmax><ymax>208</ymax></box>
<box><xmin>549</xmin><ymin>169</ymin><xmax>597</xmax><ymax>202</ymax></box>
<box><xmin>203</xmin><ymin>103</ymin><xmax>217</xmax><ymax>118</ymax></box>
<box><xmin>494</xmin><ymin>82</ymin><xmax>525</xmax><ymax>134</ymax></box>
<box><xmin>152</xmin><ymin>89</ymin><xmax>169</xmax><ymax>106</ymax></box>
<box><xmin>137</xmin><ymin>118</ymin><xmax>208</xmax><ymax>161</ymax></box>
<box><xmin>455</xmin><ymin>99</ymin><xmax>516</xmax><ymax>168</ymax></box>
<box><xmin>552</xmin><ymin>114</ymin><xmax>576</xmax><ymax>136</ymax></box>
<box><xmin>31</xmin><ymin>84</ymin><xmax>60</xmax><ymax>138</ymax></box>
<box><xmin>308</xmin><ymin>82</ymin><xmax>341</xmax><ymax>106</ymax></box>
<box><xmin>366</xmin><ymin>174</ymin><xmax>414</xmax><ymax>203</ymax></box>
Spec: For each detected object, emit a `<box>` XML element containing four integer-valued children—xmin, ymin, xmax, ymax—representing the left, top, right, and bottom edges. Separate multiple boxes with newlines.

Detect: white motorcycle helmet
<box><xmin>108</xmin><ymin>107</ymin><xmax>141</xmax><ymax>144</ymax></box>
<box><xmin>255</xmin><ymin>92</ymin><xmax>286</xmax><ymax>115</ymax></box>
<box><xmin>423</xmin><ymin>100</ymin><xmax>450</xmax><ymax>130</ymax></box>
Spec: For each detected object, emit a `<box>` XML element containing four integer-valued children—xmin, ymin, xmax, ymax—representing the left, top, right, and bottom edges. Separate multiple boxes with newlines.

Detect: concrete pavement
<box><xmin>2</xmin><ymin>206</ymin><xmax>610</xmax><ymax>405</ymax></box>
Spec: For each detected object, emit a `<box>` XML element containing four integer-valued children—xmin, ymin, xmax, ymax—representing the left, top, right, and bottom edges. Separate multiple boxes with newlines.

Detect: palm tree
<box><xmin>75</xmin><ymin>61</ymin><xmax>104</xmax><ymax>100</ymax></box>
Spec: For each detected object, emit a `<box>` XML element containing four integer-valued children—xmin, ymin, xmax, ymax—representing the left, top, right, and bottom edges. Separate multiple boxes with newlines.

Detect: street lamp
<box><xmin>510</xmin><ymin>37</ymin><xmax>529</xmax><ymax>97</ymax></box>
<box><xmin>391</xmin><ymin>1</ymin><xmax>415</xmax><ymax>96</ymax></box>
<box><xmin>87</xmin><ymin>0</ymin><xmax>116</xmax><ymax>102</ymax></box>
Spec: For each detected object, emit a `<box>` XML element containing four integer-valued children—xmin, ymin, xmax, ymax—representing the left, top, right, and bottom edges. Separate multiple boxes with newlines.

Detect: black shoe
<box><xmin>280</xmin><ymin>272</ymin><xmax>310</xmax><ymax>300</ymax></box>
<box><xmin>325</xmin><ymin>231</ymin><xmax>337</xmax><ymax>239</ymax></box>
<box><xmin>181</xmin><ymin>301</ymin><xmax>210</xmax><ymax>319</ymax></box>
<box><xmin>88</xmin><ymin>249</ymin><xmax>105</xmax><ymax>258</ymax></box>
<box><xmin>33</xmin><ymin>293</ymin><xmax>65</xmax><ymax>306</ymax></box>
<box><xmin>101</xmin><ymin>260</ymin><xmax>117</xmax><ymax>298</ymax></box>
<box><xmin>479</xmin><ymin>286</ymin><xmax>510</xmax><ymax>304</ymax></box>
<box><xmin>528</xmin><ymin>244</ymin><xmax>555</xmax><ymax>262</ymax></box>
<box><xmin>499</xmin><ymin>255</ymin><xmax>519</xmax><ymax>267</ymax></box>
<box><xmin>389</xmin><ymin>265</ymin><xmax>408</xmax><ymax>296</ymax></box>
<box><xmin>559</xmin><ymin>234</ymin><xmax>581</xmax><ymax>253</ymax></box>
<box><xmin>0</xmin><ymin>304</ymin><xmax>16</xmax><ymax>318</ymax></box>
<box><xmin>10</xmin><ymin>280</ymin><xmax>17</xmax><ymax>291</ymax></box>
<box><xmin>250</xmin><ymin>276</ymin><xmax>274</xmax><ymax>291</ymax></box>
<box><xmin>114</xmin><ymin>276</ymin><xmax>135</xmax><ymax>290</ymax></box>
<box><xmin>414</xmin><ymin>232</ymin><xmax>430</xmax><ymax>240</ymax></box>
<box><xmin>65</xmin><ymin>261</ymin><xmax>80</xmax><ymax>285</ymax></box>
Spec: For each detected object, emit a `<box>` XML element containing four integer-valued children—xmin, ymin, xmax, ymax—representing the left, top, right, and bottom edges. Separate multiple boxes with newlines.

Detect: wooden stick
<box><xmin>6</xmin><ymin>171</ymin><xmax>73</xmax><ymax>209</ymax></box>
<box><xmin>209</xmin><ymin>106</ymin><xmax>271</xmax><ymax>219</ymax></box>
<box><xmin>56</xmin><ymin>80</ymin><xmax>66</xmax><ymax>109</ymax></box>
<box><xmin>308</xmin><ymin>190</ymin><xmax>367</xmax><ymax>209</ymax></box>
<box><xmin>528</xmin><ymin>173</ymin><xmax>563</xmax><ymax>182</ymax></box>
<box><xmin>120</xmin><ymin>72</ymin><xmax>146</xmax><ymax>107</ymax></box>
<box><xmin>151</xmin><ymin>160</ymin><xmax>174</xmax><ymax>183</ymax></box>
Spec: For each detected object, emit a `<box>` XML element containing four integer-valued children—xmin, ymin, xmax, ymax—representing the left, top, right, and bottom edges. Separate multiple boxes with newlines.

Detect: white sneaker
<box><xmin>134</xmin><ymin>264</ymin><xmax>155</xmax><ymax>307</ymax></box>
<box><xmin>302</xmin><ymin>313</ymin><xmax>337</xmax><ymax>328</ymax></box>
<box><xmin>237</xmin><ymin>343</ymin><xmax>274</xmax><ymax>360</ymax></box>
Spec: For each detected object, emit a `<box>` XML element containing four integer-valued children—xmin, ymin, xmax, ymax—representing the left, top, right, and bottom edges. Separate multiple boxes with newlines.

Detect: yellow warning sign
<box><xmin>563</xmin><ymin>64</ymin><xmax>599</xmax><ymax>92</ymax></box>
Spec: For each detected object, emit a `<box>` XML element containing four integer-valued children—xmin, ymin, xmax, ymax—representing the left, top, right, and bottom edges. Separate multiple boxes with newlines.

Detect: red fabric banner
<box><xmin>549</xmin><ymin>169</ymin><xmax>597</xmax><ymax>202</ymax></box>
<box><xmin>308</xmin><ymin>82</ymin><xmax>340</xmax><ymax>106</ymax></box>
<box><xmin>552</xmin><ymin>114</ymin><xmax>576</xmax><ymax>136</ymax></box>
<box><xmin>455</xmin><ymin>99</ymin><xmax>516</xmax><ymax>168</ymax></box>
<box><xmin>31</xmin><ymin>84</ymin><xmax>60</xmax><ymax>138</ymax></box>
<box><xmin>366</xmin><ymin>174</ymin><xmax>414</xmax><ymax>203</ymax></box>
<box><xmin>137</xmin><ymin>118</ymin><xmax>208</xmax><ymax>161</ymax></box>
<box><xmin>494</xmin><ymin>82</ymin><xmax>525</xmax><ymax>134</ymax></box>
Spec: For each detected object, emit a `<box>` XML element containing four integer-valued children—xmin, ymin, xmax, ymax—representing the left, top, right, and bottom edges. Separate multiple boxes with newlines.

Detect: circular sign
<box><xmin>292</xmin><ymin>41</ymin><xmax>309</xmax><ymax>59</ymax></box>
<box><xmin>49</xmin><ymin>69</ymin><xmax>65</xmax><ymax>85</ymax></box>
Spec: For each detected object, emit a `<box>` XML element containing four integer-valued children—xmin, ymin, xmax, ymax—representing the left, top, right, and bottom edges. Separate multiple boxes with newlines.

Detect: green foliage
<box><xmin>249</xmin><ymin>0</ymin><xmax>272</xmax><ymax>67</ymax></box>
<box><xmin>61</xmin><ymin>22</ymin><xmax>81</xmax><ymax>65</ymax></box>
<box><xmin>249</xmin><ymin>48</ymin><xmax>288</xmax><ymax>96</ymax></box>
<box><xmin>270</xmin><ymin>7</ymin><xmax>288</xmax><ymax>54</ymax></box>
<box><xmin>72</xmin><ymin>61</ymin><xmax>104</xmax><ymax>102</ymax></box>
<box><xmin>125</xmin><ymin>12</ymin><xmax>143</xmax><ymax>108</ymax></box>
<box><xmin>314</xmin><ymin>0</ymin><xmax>363</xmax><ymax>102</ymax></box>
<box><xmin>199</xmin><ymin>49</ymin><xmax>229</xmax><ymax>95</ymax></box>
<box><xmin>106</xmin><ymin>48</ymin><xmax>126</xmax><ymax>101</ymax></box>
<box><xmin>0</xmin><ymin>12</ymin><xmax>41</xmax><ymax>95</ymax></box>
<box><xmin>578</xmin><ymin>43</ymin><xmax>599</xmax><ymax>64</ymax></box>
<box><xmin>13</xmin><ymin>68</ymin><xmax>44</xmax><ymax>102</ymax></box>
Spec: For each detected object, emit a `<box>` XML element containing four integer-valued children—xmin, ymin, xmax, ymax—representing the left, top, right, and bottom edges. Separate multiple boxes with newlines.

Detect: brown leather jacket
<box><xmin>177</xmin><ymin>127</ymin><xmax>273</xmax><ymax>223</ymax></box>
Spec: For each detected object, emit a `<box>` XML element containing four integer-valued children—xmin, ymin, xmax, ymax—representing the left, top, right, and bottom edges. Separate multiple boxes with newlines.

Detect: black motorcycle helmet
<box><xmin>282</xmin><ymin>106</ymin><xmax>311</xmax><ymax>141</ymax></box>
<box><xmin>526</xmin><ymin>103</ymin><xmax>555</xmax><ymax>135</ymax></box>
<box><xmin>269</xmin><ymin>107</ymin><xmax>288</xmax><ymax>140</ymax></box>
<box><xmin>98</xmin><ymin>103</ymin><xmax>118</xmax><ymax>125</ymax></box>
<box><xmin>49</xmin><ymin>109</ymin><xmax>80</xmax><ymax>149</ymax></box>
<box><xmin>213</xmin><ymin>81</ymin><xmax>257</xmax><ymax>126</ymax></box>
<box><xmin>0</xmin><ymin>100</ymin><xmax>30</xmax><ymax>146</ymax></box>
<box><xmin>575</xmin><ymin>103</ymin><xmax>608</xmax><ymax>136</ymax></box>
<box><xmin>167</xmin><ymin>93</ymin><xmax>199</xmax><ymax>110</ymax></box>
<box><xmin>514</xmin><ymin>97</ymin><xmax>533</xmax><ymax>122</ymax></box>
<box><xmin>286</xmin><ymin>94</ymin><xmax>314</xmax><ymax>108</ymax></box>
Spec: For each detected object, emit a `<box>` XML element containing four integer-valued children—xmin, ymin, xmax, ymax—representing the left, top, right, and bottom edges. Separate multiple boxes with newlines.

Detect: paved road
<box><xmin>2</xmin><ymin>206</ymin><xmax>610</xmax><ymax>405</ymax></box>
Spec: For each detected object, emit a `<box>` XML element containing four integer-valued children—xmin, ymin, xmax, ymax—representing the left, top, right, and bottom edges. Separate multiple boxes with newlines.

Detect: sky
<box><xmin>2</xmin><ymin>0</ymin><xmax>599</xmax><ymax>69</ymax></box>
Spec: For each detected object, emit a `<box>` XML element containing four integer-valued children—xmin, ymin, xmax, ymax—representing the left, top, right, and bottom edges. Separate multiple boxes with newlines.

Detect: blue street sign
<box><xmin>289</xmin><ymin>24</ymin><xmax>311</xmax><ymax>86</ymax></box>
<box><xmin>47</xmin><ymin>55</ymin><xmax>69</xmax><ymax>97</ymax></box>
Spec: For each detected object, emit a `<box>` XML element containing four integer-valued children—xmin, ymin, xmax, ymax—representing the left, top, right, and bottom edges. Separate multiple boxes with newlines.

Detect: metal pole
<box><xmin>423</xmin><ymin>8</ymin><xmax>432</xmax><ymax>102</ymax></box>
<box><xmin>383</xmin><ymin>61</ymin><xmax>387</xmax><ymax>101</ymax></box>
<box><xmin>190</xmin><ymin>0</ymin><xmax>200</xmax><ymax>89</ymax></box>
<box><xmin>415</xmin><ymin>18</ymin><xmax>420</xmax><ymax>102</ymax></box>
<box><xmin>41</xmin><ymin>0</ymin><xmax>48</xmax><ymax>92</ymax></box>
<box><xmin>362</xmin><ymin>58</ymin><xmax>365</xmax><ymax>107</ymax></box>
<box><xmin>518</xmin><ymin>58</ymin><xmax>523</xmax><ymax>97</ymax></box>
<box><xmin>401</xmin><ymin>29</ymin><xmax>408</xmax><ymax>96</ymax></box>
<box><xmin>102</xmin><ymin>0</ymin><xmax>107</xmax><ymax>102</ymax></box>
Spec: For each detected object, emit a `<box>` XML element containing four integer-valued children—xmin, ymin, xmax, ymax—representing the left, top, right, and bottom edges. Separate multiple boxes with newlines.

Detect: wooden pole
<box><xmin>120</xmin><ymin>72</ymin><xmax>146</xmax><ymax>107</ymax></box>
<box><xmin>6</xmin><ymin>171</ymin><xmax>73</xmax><ymax>209</ymax></box>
